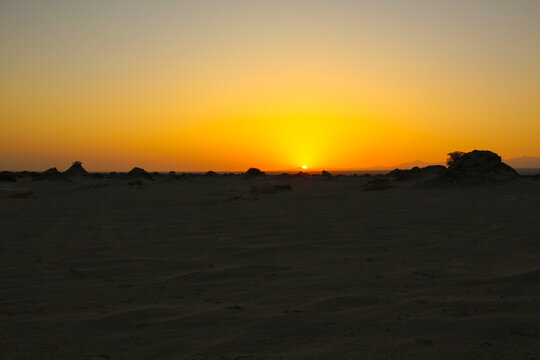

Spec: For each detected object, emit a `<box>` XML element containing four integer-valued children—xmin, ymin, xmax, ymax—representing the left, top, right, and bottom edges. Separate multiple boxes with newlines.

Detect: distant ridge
<box><xmin>504</xmin><ymin>156</ymin><xmax>540</xmax><ymax>169</ymax></box>
<box><xmin>360</xmin><ymin>160</ymin><xmax>442</xmax><ymax>171</ymax></box>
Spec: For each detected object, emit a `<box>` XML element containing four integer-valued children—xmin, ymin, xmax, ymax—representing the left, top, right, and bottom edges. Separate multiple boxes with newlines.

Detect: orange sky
<box><xmin>1</xmin><ymin>1</ymin><xmax>539</xmax><ymax>171</ymax></box>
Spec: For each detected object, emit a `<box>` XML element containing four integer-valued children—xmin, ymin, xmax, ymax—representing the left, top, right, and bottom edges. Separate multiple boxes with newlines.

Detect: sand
<box><xmin>1</xmin><ymin>175</ymin><xmax>539</xmax><ymax>359</ymax></box>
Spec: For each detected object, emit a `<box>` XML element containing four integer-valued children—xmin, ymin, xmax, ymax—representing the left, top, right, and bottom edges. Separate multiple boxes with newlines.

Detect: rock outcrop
<box><xmin>388</xmin><ymin>165</ymin><xmax>446</xmax><ymax>181</ymax></box>
<box><xmin>37</xmin><ymin>168</ymin><xmax>71</xmax><ymax>182</ymax></box>
<box><xmin>432</xmin><ymin>150</ymin><xmax>518</xmax><ymax>186</ymax></box>
<box><xmin>127</xmin><ymin>167</ymin><xmax>154</xmax><ymax>181</ymax></box>
<box><xmin>64</xmin><ymin>161</ymin><xmax>88</xmax><ymax>177</ymax></box>
<box><xmin>321</xmin><ymin>170</ymin><xmax>333</xmax><ymax>177</ymax></box>
<box><xmin>244</xmin><ymin>168</ymin><xmax>265</xmax><ymax>177</ymax></box>
<box><xmin>204</xmin><ymin>171</ymin><xmax>219</xmax><ymax>177</ymax></box>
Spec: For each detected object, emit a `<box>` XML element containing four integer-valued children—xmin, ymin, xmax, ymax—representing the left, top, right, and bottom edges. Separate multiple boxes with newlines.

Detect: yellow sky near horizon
<box><xmin>1</xmin><ymin>1</ymin><xmax>539</xmax><ymax>171</ymax></box>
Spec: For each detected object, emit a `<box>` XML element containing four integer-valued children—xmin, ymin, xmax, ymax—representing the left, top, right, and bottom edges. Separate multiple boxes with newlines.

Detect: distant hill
<box><xmin>504</xmin><ymin>156</ymin><xmax>540</xmax><ymax>169</ymax></box>
<box><xmin>362</xmin><ymin>160</ymin><xmax>442</xmax><ymax>171</ymax></box>
<box><xmin>391</xmin><ymin>160</ymin><xmax>443</xmax><ymax>169</ymax></box>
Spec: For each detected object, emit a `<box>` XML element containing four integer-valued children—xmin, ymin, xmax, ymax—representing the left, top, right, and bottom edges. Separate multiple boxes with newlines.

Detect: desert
<box><xmin>2</xmin><ymin>152</ymin><xmax>539</xmax><ymax>359</ymax></box>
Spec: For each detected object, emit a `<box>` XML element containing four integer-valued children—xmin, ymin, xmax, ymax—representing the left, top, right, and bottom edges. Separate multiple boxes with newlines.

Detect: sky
<box><xmin>1</xmin><ymin>0</ymin><xmax>539</xmax><ymax>171</ymax></box>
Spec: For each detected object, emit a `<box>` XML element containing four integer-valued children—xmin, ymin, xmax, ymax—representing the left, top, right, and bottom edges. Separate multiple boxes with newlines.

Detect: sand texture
<box><xmin>1</xmin><ymin>175</ymin><xmax>540</xmax><ymax>359</ymax></box>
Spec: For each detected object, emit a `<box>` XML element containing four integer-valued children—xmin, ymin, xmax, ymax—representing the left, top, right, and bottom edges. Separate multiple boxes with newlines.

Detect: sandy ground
<box><xmin>1</xmin><ymin>175</ymin><xmax>540</xmax><ymax>360</ymax></box>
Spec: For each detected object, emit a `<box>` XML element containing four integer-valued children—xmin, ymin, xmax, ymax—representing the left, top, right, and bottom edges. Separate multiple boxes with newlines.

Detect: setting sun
<box><xmin>302</xmin><ymin>165</ymin><xmax>308</xmax><ymax>170</ymax></box>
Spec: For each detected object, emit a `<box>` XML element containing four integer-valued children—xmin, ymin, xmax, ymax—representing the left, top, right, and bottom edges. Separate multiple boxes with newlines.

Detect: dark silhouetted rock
<box><xmin>363</xmin><ymin>178</ymin><xmax>391</xmax><ymax>190</ymax></box>
<box><xmin>432</xmin><ymin>150</ymin><xmax>518</xmax><ymax>186</ymax></box>
<box><xmin>251</xmin><ymin>183</ymin><xmax>292</xmax><ymax>194</ymax></box>
<box><xmin>64</xmin><ymin>161</ymin><xmax>88</xmax><ymax>177</ymax></box>
<box><xmin>167</xmin><ymin>171</ymin><xmax>178</xmax><ymax>180</ymax></box>
<box><xmin>204</xmin><ymin>171</ymin><xmax>219</xmax><ymax>177</ymax></box>
<box><xmin>321</xmin><ymin>170</ymin><xmax>333</xmax><ymax>177</ymax></box>
<box><xmin>0</xmin><ymin>172</ymin><xmax>16</xmax><ymax>182</ymax></box>
<box><xmin>127</xmin><ymin>167</ymin><xmax>154</xmax><ymax>181</ymax></box>
<box><xmin>294</xmin><ymin>171</ymin><xmax>310</xmax><ymax>179</ymax></box>
<box><xmin>37</xmin><ymin>167</ymin><xmax>71</xmax><ymax>182</ymax></box>
<box><xmin>244</xmin><ymin>168</ymin><xmax>265</xmax><ymax>177</ymax></box>
<box><xmin>388</xmin><ymin>165</ymin><xmax>446</xmax><ymax>181</ymax></box>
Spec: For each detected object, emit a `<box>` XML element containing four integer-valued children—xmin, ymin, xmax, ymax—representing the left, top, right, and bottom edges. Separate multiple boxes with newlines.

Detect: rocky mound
<box><xmin>244</xmin><ymin>168</ymin><xmax>265</xmax><ymax>177</ymax></box>
<box><xmin>388</xmin><ymin>165</ymin><xmax>446</xmax><ymax>181</ymax></box>
<box><xmin>294</xmin><ymin>171</ymin><xmax>310</xmax><ymax>179</ymax></box>
<box><xmin>321</xmin><ymin>170</ymin><xmax>333</xmax><ymax>177</ymax></box>
<box><xmin>64</xmin><ymin>161</ymin><xmax>88</xmax><ymax>177</ymax></box>
<box><xmin>432</xmin><ymin>150</ymin><xmax>518</xmax><ymax>186</ymax></box>
<box><xmin>127</xmin><ymin>167</ymin><xmax>154</xmax><ymax>181</ymax></box>
<box><xmin>37</xmin><ymin>167</ymin><xmax>70</xmax><ymax>182</ymax></box>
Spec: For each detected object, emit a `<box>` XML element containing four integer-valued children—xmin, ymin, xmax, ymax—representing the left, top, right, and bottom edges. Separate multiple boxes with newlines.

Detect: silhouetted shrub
<box><xmin>446</xmin><ymin>151</ymin><xmax>465</xmax><ymax>166</ymax></box>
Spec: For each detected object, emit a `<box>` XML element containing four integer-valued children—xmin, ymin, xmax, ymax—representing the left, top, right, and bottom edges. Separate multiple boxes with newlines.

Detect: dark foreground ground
<box><xmin>1</xmin><ymin>176</ymin><xmax>540</xmax><ymax>359</ymax></box>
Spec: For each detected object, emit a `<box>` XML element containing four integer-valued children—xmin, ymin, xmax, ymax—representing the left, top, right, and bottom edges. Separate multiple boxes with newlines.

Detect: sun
<box><xmin>301</xmin><ymin>165</ymin><xmax>308</xmax><ymax>170</ymax></box>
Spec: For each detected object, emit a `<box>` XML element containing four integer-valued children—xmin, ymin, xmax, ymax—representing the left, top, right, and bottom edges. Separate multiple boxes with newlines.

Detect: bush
<box><xmin>446</xmin><ymin>151</ymin><xmax>465</xmax><ymax>166</ymax></box>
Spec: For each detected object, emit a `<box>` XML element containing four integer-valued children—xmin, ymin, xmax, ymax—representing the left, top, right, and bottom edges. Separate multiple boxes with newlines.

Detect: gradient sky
<box><xmin>1</xmin><ymin>0</ymin><xmax>539</xmax><ymax>171</ymax></box>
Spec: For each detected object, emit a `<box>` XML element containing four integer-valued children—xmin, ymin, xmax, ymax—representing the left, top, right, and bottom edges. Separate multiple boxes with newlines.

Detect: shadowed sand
<box><xmin>1</xmin><ymin>170</ymin><xmax>540</xmax><ymax>359</ymax></box>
